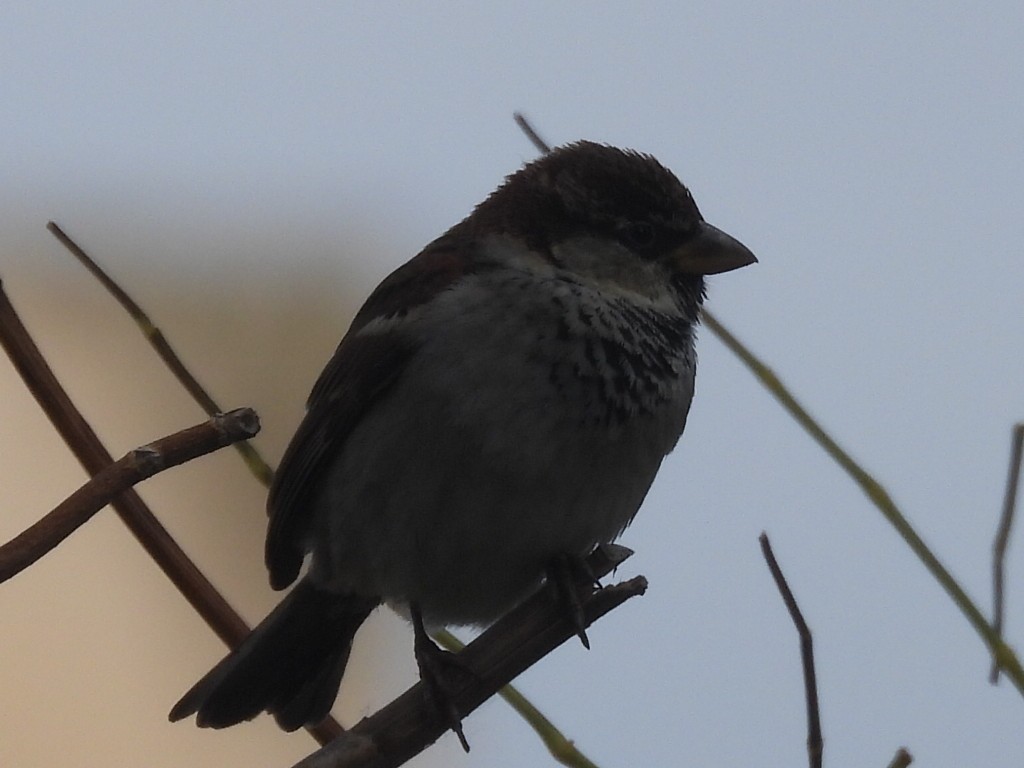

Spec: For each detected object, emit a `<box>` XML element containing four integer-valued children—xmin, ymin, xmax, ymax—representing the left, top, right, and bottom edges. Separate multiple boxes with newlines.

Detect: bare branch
<box><xmin>0</xmin><ymin>277</ymin><xmax>342</xmax><ymax>745</ymax></box>
<box><xmin>0</xmin><ymin>409</ymin><xmax>259</xmax><ymax>583</ymax></box>
<box><xmin>0</xmin><ymin>276</ymin><xmax>249</xmax><ymax>640</ymax></box>
<box><xmin>991</xmin><ymin>422</ymin><xmax>1024</xmax><ymax>682</ymax></box>
<box><xmin>433</xmin><ymin>629</ymin><xmax>600</xmax><ymax>767</ymax></box>
<box><xmin>513</xmin><ymin>112</ymin><xmax>552</xmax><ymax>154</ymax></box>
<box><xmin>886</xmin><ymin>747</ymin><xmax>913</xmax><ymax>768</ymax></box>
<box><xmin>759</xmin><ymin>533</ymin><xmax>822</xmax><ymax>768</ymax></box>
<box><xmin>46</xmin><ymin>222</ymin><xmax>275</xmax><ymax>487</ymax></box>
<box><xmin>292</xmin><ymin>545</ymin><xmax>643</xmax><ymax>768</ymax></box>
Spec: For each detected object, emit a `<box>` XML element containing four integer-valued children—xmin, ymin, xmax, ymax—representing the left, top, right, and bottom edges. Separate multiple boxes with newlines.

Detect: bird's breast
<box><xmin>417</xmin><ymin>269</ymin><xmax>697</xmax><ymax>432</ymax></box>
<box><xmin>310</xmin><ymin>268</ymin><xmax>697</xmax><ymax>624</ymax></box>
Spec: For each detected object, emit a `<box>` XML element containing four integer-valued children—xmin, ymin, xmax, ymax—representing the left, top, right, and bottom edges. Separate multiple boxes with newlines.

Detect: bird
<box><xmin>169</xmin><ymin>140</ymin><xmax>756</xmax><ymax>742</ymax></box>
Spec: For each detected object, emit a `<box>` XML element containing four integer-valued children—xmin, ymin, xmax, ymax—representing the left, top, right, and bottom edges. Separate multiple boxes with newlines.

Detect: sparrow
<box><xmin>169</xmin><ymin>140</ymin><xmax>756</xmax><ymax>740</ymax></box>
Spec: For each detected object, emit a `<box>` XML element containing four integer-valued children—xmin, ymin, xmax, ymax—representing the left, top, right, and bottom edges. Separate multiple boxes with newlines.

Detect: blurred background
<box><xmin>2</xmin><ymin>3</ymin><xmax>1022</xmax><ymax>766</ymax></box>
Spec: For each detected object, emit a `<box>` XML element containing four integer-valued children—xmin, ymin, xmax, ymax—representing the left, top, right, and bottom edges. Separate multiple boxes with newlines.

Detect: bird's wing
<box><xmin>265</xmin><ymin>239</ymin><xmax>479</xmax><ymax>589</ymax></box>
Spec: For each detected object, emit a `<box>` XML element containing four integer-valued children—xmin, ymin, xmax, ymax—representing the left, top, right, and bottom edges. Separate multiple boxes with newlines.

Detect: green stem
<box><xmin>701</xmin><ymin>308</ymin><xmax>1024</xmax><ymax>695</ymax></box>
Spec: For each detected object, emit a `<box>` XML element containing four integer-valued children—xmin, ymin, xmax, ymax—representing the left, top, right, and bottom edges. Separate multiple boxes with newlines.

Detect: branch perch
<box><xmin>293</xmin><ymin>545</ymin><xmax>644</xmax><ymax>768</ymax></box>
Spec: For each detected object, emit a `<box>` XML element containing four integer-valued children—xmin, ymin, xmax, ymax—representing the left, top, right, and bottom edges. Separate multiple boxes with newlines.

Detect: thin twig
<box><xmin>513</xmin><ymin>112</ymin><xmax>552</xmax><ymax>154</ymax></box>
<box><xmin>759</xmin><ymin>533</ymin><xmax>822</xmax><ymax>768</ymax></box>
<box><xmin>701</xmin><ymin>308</ymin><xmax>1024</xmax><ymax>696</ymax></box>
<box><xmin>293</xmin><ymin>546</ymin><xmax>644</xmax><ymax>768</ymax></box>
<box><xmin>0</xmin><ymin>278</ymin><xmax>342</xmax><ymax>745</ymax></box>
<box><xmin>991</xmin><ymin>423</ymin><xmax>1024</xmax><ymax>682</ymax></box>
<box><xmin>886</xmin><ymin>747</ymin><xmax>913</xmax><ymax>768</ymax></box>
<box><xmin>0</xmin><ymin>409</ymin><xmax>259</xmax><ymax>583</ymax></box>
<box><xmin>46</xmin><ymin>222</ymin><xmax>275</xmax><ymax>487</ymax></box>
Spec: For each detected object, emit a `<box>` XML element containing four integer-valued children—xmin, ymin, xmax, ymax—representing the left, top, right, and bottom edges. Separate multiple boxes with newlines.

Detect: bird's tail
<box><xmin>169</xmin><ymin>580</ymin><xmax>379</xmax><ymax>731</ymax></box>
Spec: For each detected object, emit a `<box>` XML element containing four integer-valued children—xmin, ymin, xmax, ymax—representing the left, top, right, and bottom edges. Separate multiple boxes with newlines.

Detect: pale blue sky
<box><xmin>2</xmin><ymin>3</ymin><xmax>1022</xmax><ymax>767</ymax></box>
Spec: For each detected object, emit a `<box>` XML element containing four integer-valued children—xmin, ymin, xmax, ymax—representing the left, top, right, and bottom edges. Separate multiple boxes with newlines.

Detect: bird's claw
<box><xmin>411</xmin><ymin>606</ymin><xmax>472</xmax><ymax>752</ymax></box>
<box><xmin>547</xmin><ymin>553</ymin><xmax>601</xmax><ymax>649</ymax></box>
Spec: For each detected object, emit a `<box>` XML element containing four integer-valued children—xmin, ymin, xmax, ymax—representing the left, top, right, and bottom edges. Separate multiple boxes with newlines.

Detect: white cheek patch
<box><xmin>480</xmin><ymin>235</ymin><xmax>559</xmax><ymax>277</ymax></box>
<box><xmin>549</xmin><ymin>237</ymin><xmax>677</xmax><ymax>310</ymax></box>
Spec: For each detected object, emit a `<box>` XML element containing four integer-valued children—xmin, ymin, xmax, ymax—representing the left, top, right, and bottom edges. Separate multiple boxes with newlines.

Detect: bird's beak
<box><xmin>668</xmin><ymin>222</ymin><xmax>757</xmax><ymax>275</ymax></box>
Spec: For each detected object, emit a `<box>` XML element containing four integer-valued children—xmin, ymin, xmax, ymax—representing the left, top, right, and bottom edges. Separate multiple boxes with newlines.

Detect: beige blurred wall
<box><xmin>0</xmin><ymin>256</ymin><xmax>461</xmax><ymax>766</ymax></box>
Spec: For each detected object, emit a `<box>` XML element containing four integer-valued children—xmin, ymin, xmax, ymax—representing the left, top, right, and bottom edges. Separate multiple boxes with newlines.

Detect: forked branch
<box><xmin>0</xmin><ymin>278</ymin><xmax>344</xmax><ymax>746</ymax></box>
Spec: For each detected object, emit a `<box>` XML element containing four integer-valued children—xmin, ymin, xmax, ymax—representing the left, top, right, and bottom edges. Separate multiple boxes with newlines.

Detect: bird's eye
<box><xmin>619</xmin><ymin>221</ymin><xmax>657</xmax><ymax>249</ymax></box>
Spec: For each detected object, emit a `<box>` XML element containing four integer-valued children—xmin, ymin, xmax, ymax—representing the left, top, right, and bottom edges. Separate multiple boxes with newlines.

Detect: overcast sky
<box><xmin>2</xmin><ymin>3</ymin><xmax>1023</xmax><ymax>768</ymax></box>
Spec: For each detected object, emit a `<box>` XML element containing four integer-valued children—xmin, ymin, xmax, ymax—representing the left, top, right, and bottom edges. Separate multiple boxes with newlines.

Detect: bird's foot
<box><xmin>547</xmin><ymin>552</ymin><xmax>602</xmax><ymax>650</ymax></box>
<box><xmin>411</xmin><ymin>606</ymin><xmax>471</xmax><ymax>752</ymax></box>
